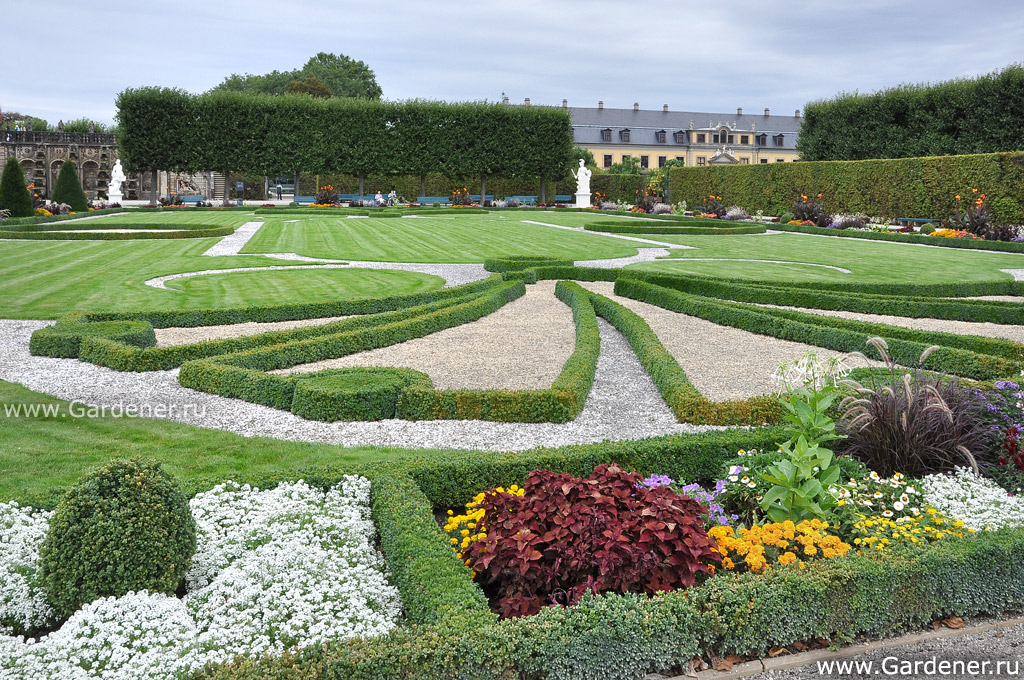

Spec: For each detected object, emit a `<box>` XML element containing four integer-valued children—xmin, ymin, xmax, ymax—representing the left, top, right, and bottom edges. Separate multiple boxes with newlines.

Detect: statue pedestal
<box><xmin>575</xmin><ymin>191</ymin><xmax>591</xmax><ymax>209</ymax></box>
<box><xmin>108</xmin><ymin>190</ymin><xmax>123</xmax><ymax>204</ymax></box>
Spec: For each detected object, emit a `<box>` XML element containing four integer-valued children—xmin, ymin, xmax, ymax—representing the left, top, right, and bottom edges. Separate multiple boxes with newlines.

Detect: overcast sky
<box><xmin>4</xmin><ymin>0</ymin><xmax>1023</xmax><ymax>126</ymax></box>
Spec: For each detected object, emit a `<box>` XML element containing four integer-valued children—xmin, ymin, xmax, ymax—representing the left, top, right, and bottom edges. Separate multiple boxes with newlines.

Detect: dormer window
<box><xmin>656</xmin><ymin>129</ymin><xmax>666</xmax><ymax>143</ymax></box>
<box><xmin>601</xmin><ymin>128</ymin><xmax>612</xmax><ymax>143</ymax></box>
<box><xmin>674</xmin><ymin>130</ymin><xmax>686</xmax><ymax>144</ymax></box>
<box><xmin>620</xmin><ymin>128</ymin><xmax>630</xmax><ymax>142</ymax></box>
<box><xmin>773</xmin><ymin>134</ymin><xmax>785</xmax><ymax>147</ymax></box>
<box><xmin>756</xmin><ymin>134</ymin><xmax>767</xmax><ymax>146</ymax></box>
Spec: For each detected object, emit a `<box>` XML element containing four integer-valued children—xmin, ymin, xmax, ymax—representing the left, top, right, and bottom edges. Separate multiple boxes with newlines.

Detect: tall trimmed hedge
<box><xmin>116</xmin><ymin>89</ymin><xmax>575</xmax><ymax>182</ymax></box>
<box><xmin>668</xmin><ymin>151</ymin><xmax>1024</xmax><ymax>222</ymax></box>
<box><xmin>51</xmin><ymin>160</ymin><xmax>89</xmax><ymax>212</ymax></box>
<box><xmin>0</xmin><ymin>157</ymin><xmax>34</xmax><ymax>218</ymax></box>
<box><xmin>798</xmin><ymin>64</ymin><xmax>1024</xmax><ymax>161</ymax></box>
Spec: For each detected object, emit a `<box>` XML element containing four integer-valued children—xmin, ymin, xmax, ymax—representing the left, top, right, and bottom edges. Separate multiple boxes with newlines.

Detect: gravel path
<box><xmin>155</xmin><ymin>316</ymin><xmax>353</xmax><ymax>347</ymax></box>
<box><xmin>520</xmin><ymin>220</ymin><xmax>695</xmax><ymax>249</ymax></box>
<box><xmin>958</xmin><ymin>295</ymin><xmax>1024</xmax><ymax>302</ymax></box>
<box><xmin>580</xmin><ymin>282</ymin><xmax>879</xmax><ymax>400</ymax></box>
<box><xmin>202</xmin><ymin>220</ymin><xmax>264</xmax><ymax>256</ymax></box>
<box><xmin>758</xmin><ymin>304</ymin><xmax>1024</xmax><ymax>344</ymax></box>
<box><xmin>745</xmin><ymin>619</ymin><xmax>1024</xmax><ymax>679</ymax></box>
<box><xmin>0</xmin><ymin>317</ymin><xmax>724</xmax><ymax>450</ymax></box>
<box><xmin>575</xmin><ymin>248</ymin><xmax>671</xmax><ymax>268</ymax></box>
<box><xmin>277</xmin><ymin>281</ymin><xmax>575</xmax><ymax>390</ymax></box>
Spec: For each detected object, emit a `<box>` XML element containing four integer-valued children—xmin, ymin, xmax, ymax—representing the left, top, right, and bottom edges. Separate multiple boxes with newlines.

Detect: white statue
<box><xmin>108</xmin><ymin>159</ymin><xmax>126</xmax><ymax>202</ymax></box>
<box><xmin>571</xmin><ymin>158</ymin><xmax>592</xmax><ymax>195</ymax></box>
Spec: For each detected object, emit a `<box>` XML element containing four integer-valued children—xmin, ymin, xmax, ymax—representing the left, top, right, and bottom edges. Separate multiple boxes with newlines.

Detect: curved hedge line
<box><xmin>0</xmin><ymin>225</ymin><xmax>236</xmax><ymax>240</ymax></box>
<box><xmin>0</xmin><ymin>208</ymin><xmax>124</xmax><ymax>226</ymax></box>
<box><xmin>482</xmin><ymin>255</ymin><xmax>574</xmax><ymax>273</ymax></box>
<box><xmin>397</xmin><ymin>281</ymin><xmax>600</xmax><ymax>423</ymax></box>
<box><xmin>614</xmin><ymin>278</ymin><xmax>1020</xmax><ymax>381</ymax></box>
<box><xmin>586</xmin><ymin>290</ymin><xmax>782</xmax><ymax>425</ymax></box>
<box><xmin>29</xmin><ymin>316</ymin><xmax>156</xmax><ymax>359</ymax></box>
<box><xmin>291</xmin><ymin>368</ymin><xmax>433</xmax><ymax>422</ymax></box>
<box><xmin>770</xmin><ymin>221</ymin><xmax>1024</xmax><ymax>254</ymax></box>
<box><xmin>585</xmin><ymin>222</ymin><xmax>766</xmax><ymax>235</ymax></box>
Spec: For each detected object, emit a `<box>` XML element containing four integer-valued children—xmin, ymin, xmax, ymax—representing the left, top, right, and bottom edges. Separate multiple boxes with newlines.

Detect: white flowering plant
<box><xmin>0</xmin><ymin>477</ymin><xmax>402</xmax><ymax>680</ymax></box>
<box><xmin>918</xmin><ymin>467</ymin><xmax>1024</xmax><ymax>531</ymax></box>
<box><xmin>0</xmin><ymin>502</ymin><xmax>56</xmax><ymax>636</ymax></box>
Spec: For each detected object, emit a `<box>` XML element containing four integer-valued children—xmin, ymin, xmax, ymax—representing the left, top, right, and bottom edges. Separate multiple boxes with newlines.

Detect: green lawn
<box><xmin>0</xmin><ymin>239</ymin><xmax>440</xmax><ymax>318</ymax></box>
<box><xmin>630</xmin><ymin>232</ymin><xmax>1024</xmax><ymax>284</ymax></box>
<box><xmin>240</xmin><ymin>213</ymin><xmax>638</xmax><ymax>262</ymax></box>
<box><xmin>0</xmin><ymin>379</ymin><xmax>465</xmax><ymax>506</ymax></box>
<box><xmin>83</xmin><ymin>210</ymin><xmax>260</xmax><ymax>227</ymax></box>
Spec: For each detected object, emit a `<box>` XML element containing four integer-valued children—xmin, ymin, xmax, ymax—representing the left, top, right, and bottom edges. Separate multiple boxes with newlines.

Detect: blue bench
<box><xmin>337</xmin><ymin>194</ymin><xmax>361</xmax><ymax>202</ymax></box>
<box><xmin>469</xmin><ymin>194</ymin><xmax>494</xmax><ymax>202</ymax></box>
<box><xmin>417</xmin><ymin>196</ymin><xmax>450</xmax><ymax>205</ymax></box>
<box><xmin>896</xmin><ymin>217</ymin><xmax>940</xmax><ymax>227</ymax></box>
<box><xmin>181</xmin><ymin>195</ymin><xmax>204</xmax><ymax>205</ymax></box>
<box><xmin>294</xmin><ymin>196</ymin><xmax>315</xmax><ymax>205</ymax></box>
<box><xmin>554</xmin><ymin>194</ymin><xmax>573</xmax><ymax>203</ymax></box>
<box><xmin>505</xmin><ymin>195</ymin><xmax>538</xmax><ymax>205</ymax></box>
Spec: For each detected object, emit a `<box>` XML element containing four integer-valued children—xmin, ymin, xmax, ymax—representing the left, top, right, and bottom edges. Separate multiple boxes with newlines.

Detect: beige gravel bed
<box><xmin>955</xmin><ymin>295</ymin><xmax>1024</xmax><ymax>302</ymax></box>
<box><xmin>154</xmin><ymin>316</ymin><xmax>352</xmax><ymax>346</ymax></box>
<box><xmin>579</xmin><ymin>282</ymin><xmax>879</xmax><ymax>401</ymax></box>
<box><xmin>275</xmin><ymin>280</ymin><xmax>575</xmax><ymax>389</ymax></box>
<box><xmin>757</xmin><ymin>304</ymin><xmax>1024</xmax><ymax>344</ymax></box>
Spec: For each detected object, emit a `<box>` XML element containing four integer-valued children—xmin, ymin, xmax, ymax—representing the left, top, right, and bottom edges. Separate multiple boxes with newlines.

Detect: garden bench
<box><xmin>896</xmin><ymin>217</ymin><xmax>940</xmax><ymax>227</ymax></box>
<box><xmin>469</xmin><ymin>194</ymin><xmax>494</xmax><ymax>203</ymax></box>
<box><xmin>417</xmin><ymin>196</ymin><xmax>450</xmax><ymax>205</ymax></box>
<box><xmin>505</xmin><ymin>195</ymin><xmax>538</xmax><ymax>205</ymax></box>
<box><xmin>294</xmin><ymin>196</ymin><xmax>315</xmax><ymax>205</ymax></box>
<box><xmin>554</xmin><ymin>194</ymin><xmax>573</xmax><ymax>203</ymax></box>
<box><xmin>180</xmin><ymin>195</ymin><xmax>204</xmax><ymax>205</ymax></box>
<box><xmin>337</xmin><ymin>194</ymin><xmax>361</xmax><ymax>202</ymax></box>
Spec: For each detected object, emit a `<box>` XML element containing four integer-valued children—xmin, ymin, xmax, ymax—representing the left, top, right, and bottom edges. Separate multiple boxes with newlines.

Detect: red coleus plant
<box><xmin>466</xmin><ymin>464</ymin><xmax>720</xmax><ymax>618</ymax></box>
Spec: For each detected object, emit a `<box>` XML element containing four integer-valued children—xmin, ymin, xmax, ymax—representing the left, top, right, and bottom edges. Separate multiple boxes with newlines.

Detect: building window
<box><xmin>757</xmin><ymin>134</ymin><xmax>767</xmax><ymax>146</ymax></box>
<box><xmin>658</xmin><ymin>155</ymin><xmax>667</xmax><ymax>167</ymax></box>
<box><xmin>675</xmin><ymin>156</ymin><xmax>685</xmax><ymax>163</ymax></box>
<box><xmin>620</xmin><ymin>129</ymin><xmax>631</xmax><ymax>142</ymax></box>
<box><xmin>760</xmin><ymin>158</ymin><xmax>768</xmax><ymax>164</ymax></box>
<box><xmin>696</xmin><ymin>156</ymin><xmax>706</xmax><ymax>166</ymax></box>
<box><xmin>601</xmin><ymin>128</ymin><xmax>612</xmax><ymax>143</ymax></box>
<box><xmin>774</xmin><ymin>134</ymin><xmax>784</xmax><ymax>147</ymax></box>
<box><xmin>697</xmin><ymin>133</ymin><xmax>706</xmax><ymax>143</ymax></box>
<box><xmin>741</xmin><ymin>135</ymin><xmax>749</xmax><ymax>145</ymax></box>
<box><xmin>640</xmin><ymin>155</ymin><xmax>649</xmax><ymax>169</ymax></box>
<box><xmin>603</xmin><ymin>154</ymin><xmax>613</xmax><ymax>168</ymax></box>
<box><xmin>621</xmin><ymin>154</ymin><xmax>631</xmax><ymax>163</ymax></box>
<box><xmin>656</xmin><ymin>130</ymin><xmax>666</xmax><ymax>143</ymax></box>
<box><xmin>712</xmin><ymin>133</ymin><xmax>719</xmax><ymax>144</ymax></box>
<box><xmin>727</xmin><ymin>135</ymin><xmax>734</xmax><ymax>144</ymax></box>
<box><xmin>741</xmin><ymin>158</ymin><xmax>750</xmax><ymax>164</ymax></box>
<box><xmin>776</xmin><ymin>158</ymin><xmax>785</xmax><ymax>162</ymax></box>
<box><xmin>674</xmin><ymin>131</ymin><xmax>685</xmax><ymax>144</ymax></box>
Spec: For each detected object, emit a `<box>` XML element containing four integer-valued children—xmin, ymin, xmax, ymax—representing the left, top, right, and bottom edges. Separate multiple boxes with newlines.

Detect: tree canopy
<box><xmin>286</xmin><ymin>77</ymin><xmax>331</xmax><ymax>99</ymax></box>
<box><xmin>211</xmin><ymin>52</ymin><xmax>382</xmax><ymax>100</ymax></box>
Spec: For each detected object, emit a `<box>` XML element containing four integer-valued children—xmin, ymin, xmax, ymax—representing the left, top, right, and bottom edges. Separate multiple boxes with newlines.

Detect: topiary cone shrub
<box><xmin>51</xmin><ymin>160</ymin><xmax>89</xmax><ymax>212</ymax></box>
<box><xmin>0</xmin><ymin>157</ymin><xmax>35</xmax><ymax>218</ymax></box>
<box><xmin>466</xmin><ymin>463</ymin><xmax>720</xmax><ymax>618</ymax></box>
<box><xmin>38</xmin><ymin>458</ymin><xmax>197</xmax><ymax>619</ymax></box>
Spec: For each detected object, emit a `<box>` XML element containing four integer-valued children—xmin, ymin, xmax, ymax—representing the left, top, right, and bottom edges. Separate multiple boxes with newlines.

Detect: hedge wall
<box><xmin>798</xmin><ymin>64</ymin><xmax>1024</xmax><ymax>161</ymax></box>
<box><xmin>0</xmin><ymin>225</ymin><xmax>235</xmax><ymax>241</ymax></box>
<box><xmin>668</xmin><ymin>151</ymin><xmax>1024</xmax><ymax>223</ymax></box>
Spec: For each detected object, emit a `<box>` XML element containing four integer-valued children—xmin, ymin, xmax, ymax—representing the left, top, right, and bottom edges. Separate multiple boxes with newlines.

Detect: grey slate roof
<box><xmin>568</xmin><ymin>106</ymin><xmax>802</xmax><ymax>149</ymax></box>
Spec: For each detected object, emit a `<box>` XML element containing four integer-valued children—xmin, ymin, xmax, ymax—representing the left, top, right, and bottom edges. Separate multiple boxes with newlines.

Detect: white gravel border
<box><xmin>0</xmin><ymin>318</ymin><xmax>724</xmax><ymax>451</ymax></box>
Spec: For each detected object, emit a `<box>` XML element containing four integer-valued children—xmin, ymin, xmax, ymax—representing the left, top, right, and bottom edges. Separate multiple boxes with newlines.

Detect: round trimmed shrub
<box><xmin>38</xmin><ymin>459</ymin><xmax>197</xmax><ymax>618</ymax></box>
<box><xmin>0</xmin><ymin>157</ymin><xmax>35</xmax><ymax>218</ymax></box>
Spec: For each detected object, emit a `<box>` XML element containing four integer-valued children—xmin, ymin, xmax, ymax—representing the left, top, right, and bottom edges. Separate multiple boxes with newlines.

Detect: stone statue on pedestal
<box><xmin>108</xmin><ymin>159</ymin><xmax>126</xmax><ymax>203</ymax></box>
<box><xmin>571</xmin><ymin>158</ymin><xmax>592</xmax><ymax>208</ymax></box>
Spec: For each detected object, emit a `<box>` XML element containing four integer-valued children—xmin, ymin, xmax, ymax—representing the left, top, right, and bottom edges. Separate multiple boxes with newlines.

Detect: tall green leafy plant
<box><xmin>759</xmin><ymin>353</ymin><xmax>849</xmax><ymax>523</ymax></box>
<box><xmin>51</xmin><ymin>160</ymin><xmax>89</xmax><ymax>212</ymax></box>
<box><xmin>0</xmin><ymin>157</ymin><xmax>34</xmax><ymax>218</ymax></box>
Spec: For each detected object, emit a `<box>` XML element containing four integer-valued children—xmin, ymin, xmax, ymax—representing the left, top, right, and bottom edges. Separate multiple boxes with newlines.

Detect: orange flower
<box><xmin>980</xmin><ymin>193</ymin><xmax>986</xmax><ymax>199</ymax></box>
<box><xmin>817</xmin><ymin>193</ymin><xmax>822</xmax><ymax>199</ymax></box>
<box><xmin>955</xmin><ymin>195</ymin><xmax>961</xmax><ymax>201</ymax></box>
<box><xmin>972</xmin><ymin>188</ymin><xmax>978</xmax><ymax>193</ymax></box>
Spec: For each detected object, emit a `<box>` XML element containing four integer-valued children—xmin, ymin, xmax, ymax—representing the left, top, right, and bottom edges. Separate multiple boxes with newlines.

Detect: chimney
<box><xmin>663</xmin><ymin>104</ymin><xmax>669</xmax><ymax>113</ymax></box>
<box><xmin>764</xmin><ymin>108</ymin><xmax>770</xmax><ymax>117</ymax></box>
<box><xmin>633</xmin><ymin>102</ymin><xmax>640</xmax><ymax>112</ymax></box>
<box><xmin>737</xmin><ymin>107</ymin><xmax>743</xmax><ymax>116</ymax></box>
<box><xmin>502</xmin><ymin>95</ymin><xmax>509</xmax><ymax>105</ymax></box>
<box><xmin>524</xmin><ymin>97</ymin><xmax>531</xmax><ymax>107</ymax></box>
<box><xmin>562</xmin><ymin>98</ymin><xmax>568</xmax><ymax>109</ymax></box>
<box><xmin>795</xmin><ymin>109</ymin><xmax>801</xmax><ymax>118</ymax></box>
<box><xmin>598</xmin><ymin>100</ymin><xmax>603</xmax><ymax>110</ymax></box>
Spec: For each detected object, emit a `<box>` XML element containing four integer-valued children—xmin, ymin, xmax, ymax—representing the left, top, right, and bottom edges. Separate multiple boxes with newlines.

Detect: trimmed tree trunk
<box><xmin>150</xmin><ymin>169</ymin><xmax>158</xmax><ymax>204</ymax></box>
<box><xmin>540</xmin><ymin>175</ymin><xmax>547</xmax><ymax>204</ymax></box>
<box><xmin>358</xmin><ymin>172</ymin><xmax>365</xmax><ymax>197</ymax></box>
<box><xmin>222</xmin><ymin>170</ymin><xmax>230</xmax><ymax>206</ymax></box>
<box><xmin>293</xmin><ymin>172</ymin><xmax>299</xmax><ymax>201</ymax></box>
<box><xmin>420</xmin><ymin>175</ymin><xmax>426</xmax><ymax>198</ymax></box>
<box><xmin>480</xmin><ymin>175</ymin><xmax>486</xmax><ymax>205</ymax></box>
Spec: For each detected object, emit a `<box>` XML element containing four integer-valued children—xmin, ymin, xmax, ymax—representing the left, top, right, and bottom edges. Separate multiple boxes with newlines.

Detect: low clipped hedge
<box><xmin>0</xmin><ymin>207</ymin><xmax>123</xmax><ymax>226</ymax></box>
<box><xmin>29</xmin><ymin>316</ymin><xmax>156</xmax><ymax>358</ymax></box>
<box><xmin>586</xmin><ymin>290</ymin><xmax>782</xmax><ymax>425</ymax></box>
<box><xmin>291</xmin><ymin>368</ymin><xmax>433</xmax><ymax>421</ymax></box>
<box><xmin>397</xmin><ymin>281</ymin><xmax>599</xmax><ymax>423</ymax></box>
<box><xmin>178</xmin><ymin>281</ymin><xmax>525</xmax><ymax>412</ymax></box>
<box><xmin>482</xmin><ymin>255</ymin><xmax>573</xmax><ymax>273</ymax></box>
<box><xmin>770</xmin><ymin>221</ymin><xmax>1024</xmax><ymax>253</ymax></box>
<box><xmin>0</xmin><ymin>225</ymin><xmax>236</xmax><ymax>240</ymax></box>
<box><xmin>615</xmin><ymin>278</ymin><xmax>1020</xmax><ymax>381</ymax></box>
<box><xmin>585</xmin><ymin>221</ymin><xmax>766</xmax><ymax>235</ymax></box>
<box><xmin>621</xmin><ymin>270</ymin><xmax>1024</xmax><ymax>324</ymax></box>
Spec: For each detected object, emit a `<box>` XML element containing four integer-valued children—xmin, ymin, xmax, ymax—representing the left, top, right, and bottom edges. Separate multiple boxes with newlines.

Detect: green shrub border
<box><xmin>291</xmin><ymin>368</ymin><xmax>434</xmax><ymax>422</ymax></box>
<box><xmin>482</xmin><ymin>255</ymin><xmax>574</xmax><ymax>273</ymax></box>
<box><xmin>396</xmin><ymin>281</ymin><xmax>600</xmax><ymax>423</ymax></box>
<box><xmin>586</xmin><ymin>221</ymin><xmax>766</xmax><ymax>235</ymax></box>
<box><xmin>0</xmin><ymin>225</ymin><xmax>235</xmax><ymax>240</ymax></box>
<box><xmin>770</xmin><ymin>221</ymin><xmax>1024</xmax><ymax>254</ymax></box>
<box><xmin>0</xmin><ymin>208</ymin><xmax>124</xmax><ymax>226</ymax></box>
<box><xmin>614</xmin><ymin>277</ymin><xmax>1020</xmax><ymax>381</ymax></box>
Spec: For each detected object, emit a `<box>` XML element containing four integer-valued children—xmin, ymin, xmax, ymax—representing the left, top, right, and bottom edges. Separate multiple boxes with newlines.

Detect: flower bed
<box><xmin>0</xmin><ymin>478</ymin><xmax>400</xmax><ymax>679</ymax></box>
